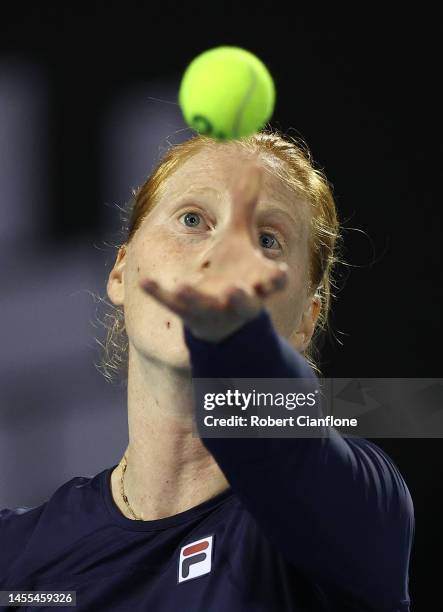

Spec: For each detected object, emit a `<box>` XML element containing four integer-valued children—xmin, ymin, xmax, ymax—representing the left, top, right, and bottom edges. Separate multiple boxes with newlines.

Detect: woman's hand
<box><xmin>139</xmin><ymin>161</ymin><xmax>289</xmax><ymax>343</ymax></box>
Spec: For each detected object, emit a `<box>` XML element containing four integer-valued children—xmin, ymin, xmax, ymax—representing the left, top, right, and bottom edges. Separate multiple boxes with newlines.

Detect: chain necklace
<box><xmin>119</xmin><ymin>453</ymin><xmax>143</xmax><ymax>521</ymax></box>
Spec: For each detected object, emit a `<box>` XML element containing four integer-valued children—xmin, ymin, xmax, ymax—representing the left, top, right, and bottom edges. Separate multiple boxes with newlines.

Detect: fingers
<box><xmin>253</xmin><ymin>264</ymin><xmax>288</xmax><ymax>297</ymax></box>
<box><xmin>140</xmin><ymin>265</ymin><xmax>288</xmax><ymax>319</ymax></box>
<box><xmin>139</xmin><ymin>278</ymin><xmax>225</xmax><ymax>318</ymax></box>
<box><xmin>139</xmin><ymin>279</ymin><xmax>190</xmax><ymax>316</ymax></box>
<box><xmin>174</xmin><ymin>284</ymin><xmax>223</xmax><ymax>312</ymax></box>
<box><xmin>223</xmin><ymin>285</ymin><xmax>253</xmax><ymax>312</ymax></box>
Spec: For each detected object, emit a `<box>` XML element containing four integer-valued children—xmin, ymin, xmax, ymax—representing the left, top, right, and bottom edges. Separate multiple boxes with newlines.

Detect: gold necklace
<box><xmin>119</xmin><ymin>453</ymin><xmax>143</xmax><ymax>521</ymax></box>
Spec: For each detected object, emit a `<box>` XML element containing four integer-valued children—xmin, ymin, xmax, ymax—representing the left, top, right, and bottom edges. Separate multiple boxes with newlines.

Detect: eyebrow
<box><xmin>256</xmin><ymin>205</ymin><xmax>302</xmax><ymax>238</ymax></box>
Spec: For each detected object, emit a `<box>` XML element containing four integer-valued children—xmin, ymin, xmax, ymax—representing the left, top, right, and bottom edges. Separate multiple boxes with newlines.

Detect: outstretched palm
<box><xmin>140</xmin><ymin>161</ymin><xmax>289</xmax><ymax>342</ymax></box>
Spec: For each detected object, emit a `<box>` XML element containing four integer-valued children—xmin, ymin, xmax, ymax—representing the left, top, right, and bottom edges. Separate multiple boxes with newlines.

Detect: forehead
<box><xmin>161</xmin><ymin>147</ymin><xmax>310</xmax><ymax>224</ymax></box>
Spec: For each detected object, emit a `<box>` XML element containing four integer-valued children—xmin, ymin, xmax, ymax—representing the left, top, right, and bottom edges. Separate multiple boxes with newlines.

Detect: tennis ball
<box><xmin>178</xmin><ymin>46</ymin><xmax>276</xmax><ymax>141</ymax></box>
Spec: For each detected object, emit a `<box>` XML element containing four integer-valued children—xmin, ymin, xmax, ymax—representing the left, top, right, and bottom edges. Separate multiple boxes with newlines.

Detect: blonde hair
<box><xmin>94</xmin><ymin>128</ymin><xmax>343</xmax><ymax>384</ymax></box>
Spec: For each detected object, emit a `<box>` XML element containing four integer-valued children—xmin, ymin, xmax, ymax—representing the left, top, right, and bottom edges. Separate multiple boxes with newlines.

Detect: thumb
<box><xmin>229</xmin><ymin>162</ymin><xmax>263</xmax><ymax>239</ymax></box>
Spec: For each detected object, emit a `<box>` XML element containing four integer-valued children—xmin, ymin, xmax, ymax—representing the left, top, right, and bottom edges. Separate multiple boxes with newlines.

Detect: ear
<box><xmin>107</xmin><ymin>244</ymin><xmax>127</xmax><ymax>307</ymax></box>
<box><xmin>288</xmin><ymin>294</ymin><xmax>322</xmax><ymax>353</ymax></box>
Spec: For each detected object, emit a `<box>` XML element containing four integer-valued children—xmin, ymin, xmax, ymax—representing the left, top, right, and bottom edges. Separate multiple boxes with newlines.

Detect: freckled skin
<box><xmin>105</xmin><ymin>147</ymin><xmax>322</xmax><ymax>522</ymax></box>
<box><xmin>109</xmin><ymin>147</ymin><xmax>319</xmax><ymax>371</ymax></box>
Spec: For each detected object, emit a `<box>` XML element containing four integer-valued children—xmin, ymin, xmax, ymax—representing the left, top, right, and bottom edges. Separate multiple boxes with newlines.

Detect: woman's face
<box><xmin>107</xmin><ymin>147</ymin><xmax>320</xmax><ymax>370</ymax></box>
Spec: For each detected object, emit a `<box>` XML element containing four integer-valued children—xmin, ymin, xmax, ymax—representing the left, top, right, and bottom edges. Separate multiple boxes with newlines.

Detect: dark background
<box><xmin>0</xmin><ymin>5</ymin><xmax>441</xmax><ymax>610</ymax></box>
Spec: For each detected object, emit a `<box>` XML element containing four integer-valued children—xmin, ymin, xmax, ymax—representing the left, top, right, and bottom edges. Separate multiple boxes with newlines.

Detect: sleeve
<box><xmin>183</xmin><ymin>307</ymin><xmax>415</xmax><ymax>612</ymax></box>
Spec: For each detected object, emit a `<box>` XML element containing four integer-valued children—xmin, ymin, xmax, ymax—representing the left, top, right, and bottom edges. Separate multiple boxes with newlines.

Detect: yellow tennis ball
<box><xmin>178</xmin><ymin>46</ymin><xmax>276</xmax><ymax>140</ymax></box>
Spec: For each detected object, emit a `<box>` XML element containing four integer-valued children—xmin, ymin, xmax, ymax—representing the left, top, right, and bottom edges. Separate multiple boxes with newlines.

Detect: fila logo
<box><xmin>178</xmin><ymin>535</ymin><xmax>214</xmax><ymax>583</ymax></box>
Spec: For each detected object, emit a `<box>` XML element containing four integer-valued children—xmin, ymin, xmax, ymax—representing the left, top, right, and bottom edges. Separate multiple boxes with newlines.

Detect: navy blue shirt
<box><xmin>0</xmin><ymin>309</ymin><xmax>414</xmax><ymax>611</ymax></box>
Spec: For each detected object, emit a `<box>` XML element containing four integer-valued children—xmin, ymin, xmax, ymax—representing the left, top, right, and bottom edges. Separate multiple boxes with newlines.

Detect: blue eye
<box><xmin>179</xmin><ymin>211</ymin><xmax>282</xmax><ymax>252</ymax></box>
<box><xmin>181</xmin><ymin>211</ymin><xmax>202</xmax><ymax>227</ymax></box>
<box><xmin>259</xmin><ymin>232</ymin><xmax>280</xmax><ymax>250</ymax></box>
<box><xmin>259</xmin><ymin>232</ymin><xmax>281</xmax><ymax>251</ymax></box>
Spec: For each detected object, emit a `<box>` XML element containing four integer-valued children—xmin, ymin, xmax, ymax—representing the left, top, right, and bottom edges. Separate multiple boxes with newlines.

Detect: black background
<box><xmin>1</xmin><ymin>5</ymin><xmax>441</xmax><ymax>610</ymax></box>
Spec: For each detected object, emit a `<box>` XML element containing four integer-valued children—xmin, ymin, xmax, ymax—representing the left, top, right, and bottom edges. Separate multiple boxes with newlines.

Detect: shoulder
<box><xmin>0</xmin><ymin>473</ymin><xmax>96</xmax><ymax>525</ymax></box>
<box><xmin>0</xmin><ymin>472</ymin><xmax>102</xmax><ymax>577</ymax></box>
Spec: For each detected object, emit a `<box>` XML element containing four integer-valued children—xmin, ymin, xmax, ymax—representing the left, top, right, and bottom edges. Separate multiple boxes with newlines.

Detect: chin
<box><xmin>162</xmin><ymin>346</ymin><xmax>192</xmax><ymax>372</ymax></box>
<box><xmin>143</xmin><ymin>333</ymin><xmax>192</xmax><ymax>373</ymax></box>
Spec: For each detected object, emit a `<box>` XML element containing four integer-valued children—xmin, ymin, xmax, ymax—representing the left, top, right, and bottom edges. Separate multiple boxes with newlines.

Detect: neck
<box><xmin>111</xmin><ymin>343</ymin><xmax>230</xmax><ymax>521</ymax></box>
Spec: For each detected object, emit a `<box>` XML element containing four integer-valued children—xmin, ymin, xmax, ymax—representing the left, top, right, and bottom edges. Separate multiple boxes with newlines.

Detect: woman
<box><xmin>0</xmin><ymin>130</ymin><xmax>414</xmax><ymax>611</ymax></box>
